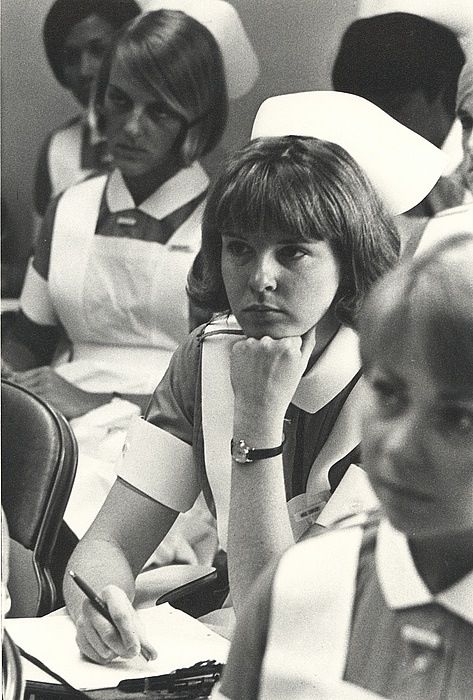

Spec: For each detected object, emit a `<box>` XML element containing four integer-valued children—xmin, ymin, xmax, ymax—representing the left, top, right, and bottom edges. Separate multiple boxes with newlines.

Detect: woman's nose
<box><xmin>249</xmin><ymin>255</ymin><xmax>278</xmax><ymax>293</ymax></box>
<box><xmin>123</xmin><ymin>106</ymin><xmax>146</xmax><ymax>136</ymax></box>
<box><xmin>383</xmin><ymin>411</ymin><xmax>423</xmax><ymax>462</ymax></box>
<box><xmin>467</xmin><ymin>128</ymin><xmax>473</xmax><ymax>155</ymax></box>
<box><xmin>79</xmin><ymin>49</ymin><xmax>100</xmax><ymax>79</ymax></box>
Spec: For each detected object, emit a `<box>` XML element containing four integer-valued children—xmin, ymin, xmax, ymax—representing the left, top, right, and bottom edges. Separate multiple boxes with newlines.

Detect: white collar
<box><xmin>206</xmin><ymin>315</ymin><xmax>361</xmax><ymax>415</ymax></box>
<box><xmin>376</xmin><ymin>519</ymin><xmax>473</xmax><ymax>624</ymax></box>
<box><xmin>105</xmin><ymin>162</ymin><xmax>209</xmax><ymax>219</ymax></box>
<box><xmin>292</xmin><ymin>324</ymin><xmax>361</xmax><ymax>413</ymax></box>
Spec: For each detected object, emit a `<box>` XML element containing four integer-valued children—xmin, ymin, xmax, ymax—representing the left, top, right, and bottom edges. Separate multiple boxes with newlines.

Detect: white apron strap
<box><xmin>307</xmin><ymin>375</ymin><xmax>365</xmax><ymax>494</ymax></box>
<box><xmin>49</xmin><ymin>174</ymin><xmax>107</xmax><ymax>338</ymax></box>
<box><xmin>201</xmin><ymin>317</ymin><xmax>242</xmax><ymax>551</ymax></box>
<box><xmin>48</xmin><ymin>121</ymin><xmax>93</xmax><ymax>197</ymax></box>
<box><xmin>259</xmin><ymin>526</ymin><xmax>364</xmax><ymax>699</ymax></box>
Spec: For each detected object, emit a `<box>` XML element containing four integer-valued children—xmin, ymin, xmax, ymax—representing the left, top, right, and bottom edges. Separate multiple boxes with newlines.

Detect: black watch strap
<box><xmin>231</xmin><ymin>438</ymin><xmax>284</xmax><ymax>464</ymax></box>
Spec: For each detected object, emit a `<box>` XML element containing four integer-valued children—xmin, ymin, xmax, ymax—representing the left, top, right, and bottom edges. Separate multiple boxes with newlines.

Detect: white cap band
<box><xmin>251</xmin><ymin>91</ymin><xmax>446</xmax><ymax>216</ymax></box>
<box><xmin>141</xmin><ymin>0</ymin><xmax>259</xmax><ymax>99</ymax></box>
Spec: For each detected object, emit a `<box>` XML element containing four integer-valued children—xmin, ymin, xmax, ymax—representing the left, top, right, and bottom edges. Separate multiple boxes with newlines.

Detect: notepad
<box><xmin>6</xmin><ymin>603</ymin><xmax>230</xmax><ymax>691</ymax></box>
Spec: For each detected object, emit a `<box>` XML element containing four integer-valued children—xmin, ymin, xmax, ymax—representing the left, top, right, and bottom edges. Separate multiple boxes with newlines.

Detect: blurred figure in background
<box><xmin>414</xmin><ymin>49</ymin><xmax>473</xmax><ymax>255</ymax></box>
<box><xmin>453</xmin><ymin>48</ymin><xmax>473</xmax><ymax>202</ymax></box>
<box><xmin>33</xmin><ymin>0</ymin><xmax>141</xmax><ymax>239</ymax></box>
<box><xmin>332</xmin><ymin>2</ymin><xmax>470</xmax><ymax>240</ymax></box>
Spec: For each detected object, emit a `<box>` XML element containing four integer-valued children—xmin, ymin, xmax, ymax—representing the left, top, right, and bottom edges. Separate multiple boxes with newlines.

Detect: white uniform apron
<box><xmin>50</xmin><ymin>172</ymin><xmax>203</xmax><ymax>393</ymax></box>
<box><xmin>48</xmin><ymin>120</ymin><xmax>96</xmax><ymax>199</ymax></box>
<box><xmin>50</xmin><ymin>170</ymin><xmax>205</xmax><ymax>537</ymax></box>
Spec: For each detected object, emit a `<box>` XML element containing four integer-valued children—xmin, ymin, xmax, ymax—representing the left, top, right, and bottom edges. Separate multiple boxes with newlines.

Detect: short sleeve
<box><xmin>219</xmin><ymin>562</ymin><xmax>278</xmax><ymax>700</ymax></box>
<box><xmin>33</xmin><ymin>132</ymin><xmax>53</xmax><ymax>218</ymax></box>
<box><xmin>31</xmin><ymin>195</ymin><xmax>60</xmax><ymax>280</ymax></box>
<box><xmin>116</xmin><ymin>328</ymin><xmax>203</xmax><ymax>512</ymax></box>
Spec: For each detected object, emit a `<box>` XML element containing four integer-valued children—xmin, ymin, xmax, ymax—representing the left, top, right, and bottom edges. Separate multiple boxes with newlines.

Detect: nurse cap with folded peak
<box><xmin>141</xmin><ymin>0</ymin><xmax>259</xmax><ymax>99</ymax></box>
<box><xmin>251</xmin><ymin>91</ymin><xmax>446</xmax><ymax>216</ymax></box>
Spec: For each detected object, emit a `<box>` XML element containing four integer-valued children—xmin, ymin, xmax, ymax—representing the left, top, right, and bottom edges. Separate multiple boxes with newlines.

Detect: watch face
<box><xmin>231</xmin><ymin>439</ymin><xmax>251</xmax><ymax>464</ymax></box>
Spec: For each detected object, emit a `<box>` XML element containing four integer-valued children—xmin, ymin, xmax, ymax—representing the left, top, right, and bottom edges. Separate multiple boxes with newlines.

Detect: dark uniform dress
<box><xmin>117</xmin><ymin>315</ymin><xmax>368</xmax><ymax>552</ymax></box>
<box><xmin>218</xmin><ymin>518</ymin><xmax>473</xmax><ymax>699</ymax></box>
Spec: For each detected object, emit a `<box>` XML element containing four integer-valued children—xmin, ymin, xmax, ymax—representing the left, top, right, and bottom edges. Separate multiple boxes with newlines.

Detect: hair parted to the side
<box><xmin>93</xmin><ymin>9</ymin><xmax>228</xmax><ymax>165</ymax></box>
<box><xmin>359</xmin><ymin>233</ymin><xmax>473</xmax><ymax>386</ymax></box>
<box><xmin>187</xmin><ymin>136</ymin><xmax>400</xmax><ymax>326</ymax></box>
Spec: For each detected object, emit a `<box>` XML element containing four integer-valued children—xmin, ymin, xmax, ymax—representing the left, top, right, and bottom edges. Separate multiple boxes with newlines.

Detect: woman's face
<box><xmin>103</xmin><ymin>59</ymin><xmax>184</xmax><ymax>178</ymax></box>
<box><xmin>457</xmin><ymin>87</ymin><xmax>473</xmax><ymax>194</ymax></box>
<box><xmin>362</xmin><ymin>331</ymin><xmax>473</xmax><ymax>541</ymax></box>
<box><xmin>62</xmin><ymin>14</ymin><xmax>115</xmax><ymax>107</ymax></box>
<box><xmin>221</xmin><ymin>228</ymin><xmax>340</xmax><ymax>339</ymax></box>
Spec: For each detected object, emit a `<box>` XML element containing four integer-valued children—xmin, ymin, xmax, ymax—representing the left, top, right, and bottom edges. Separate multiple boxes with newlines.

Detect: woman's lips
<box><xmin>112</xmin><ymin>142</ymin><xmax>146</xmax><ymax>158</ymax></box>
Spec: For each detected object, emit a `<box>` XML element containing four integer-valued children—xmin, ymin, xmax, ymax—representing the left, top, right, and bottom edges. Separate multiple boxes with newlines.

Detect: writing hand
<box><xmin>75</xmin><ymin>584</ymin><xmax>157</xmax><ymax>665</ymax></box>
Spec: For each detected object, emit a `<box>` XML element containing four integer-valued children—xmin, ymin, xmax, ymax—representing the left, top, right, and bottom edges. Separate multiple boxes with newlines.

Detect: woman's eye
<box><xmin>105</xmin><ymin>88</ymin><xmax>129</xmax><ymax>110</ymax></box>
<box><xmin>147</xmin><ymin>107</ymin><xmax>168</xmax><ymax>122</ymax></box>
<box><xmin>223</xmin><ymin>240</ymin><xmax>251</xmax><ymax>257</ymax></box>
<box><xmin>87</xmin><ymin>40</ymin><xmax>109</xmax><ymax>59</ymax></box>
<box><xmin>370</xmin><ymin>378</ymin><xmax>404</xmax><ymax>412</ymax></box>
<box><xmin>62</xmin><ymin>47</ymin><xmax>80</xmax><ymax>66</ymax></box>
<box><xmin>279</xmin><ymin>245</ymin><xmax>307</xmax><ymax>261</ymax></box>
<box><xmin>146</xmin><ymin>104</ymin><xmax>178</xmax><ymax>123</ymax></box>
<box><xmin>458</xmin><ymin>111</ymin><xmax>473</xmax><ymax>132</ymax></box>
<box><xmin>439</xmin><ymin>405</ymin><xmax>473</xmax><ymax>436</ymax></box>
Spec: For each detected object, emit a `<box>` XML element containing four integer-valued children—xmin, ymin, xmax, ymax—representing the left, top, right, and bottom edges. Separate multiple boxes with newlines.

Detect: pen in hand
<box><xmin>69</xmin><ymin>570</ymin><xmax>153</xmax><ymax>662</ymax></box>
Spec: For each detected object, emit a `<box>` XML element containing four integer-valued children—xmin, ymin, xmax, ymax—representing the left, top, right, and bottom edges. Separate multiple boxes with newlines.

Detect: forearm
<box><xmin>2</xmin><ymin>337</ymin><xmax>39</xmax><ymax>371</ymax></box>
<box><xmin>64</xmin><ymin>479</ymin><xmax>180</xmax><ymax>622</ymax></box>
<box><xmin>64</xmin><ymin>535</ymin><xmax>137</xmax><ymax>623</ymax></box>
<box><xmin>227</xmin><ymin>412</ymin><xmax>294</xmax><ymax>617</ymax></box>
<box><xmin>80</xmin><ymin>391</ymin><xmax>151</xmax><ymax>415</ymax></box>
<box><xmin>2</xmin><ymin>310</ymin><xmax>59</xmax><ymax>370</ymax></box>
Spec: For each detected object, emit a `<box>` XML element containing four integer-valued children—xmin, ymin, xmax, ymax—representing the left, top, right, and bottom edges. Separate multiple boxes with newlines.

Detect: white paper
<box><xmin>6</xmin><ymin>603</ymin><xmax>230</xmax><ymax>691</ymax></box>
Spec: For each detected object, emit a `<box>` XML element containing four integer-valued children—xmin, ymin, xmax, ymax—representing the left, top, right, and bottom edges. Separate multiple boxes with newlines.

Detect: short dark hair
<box><xmin>359</xmin><ymin>233</ymin><xmax>473</xmax><ymax>387</ymax></box>
<box><xmin>94</xmin><ymin>10</ymin><xmax>228</xmax><ymax>164</ymax></box>
<box><xmin>332</xmin><ymin>13</ymin><xmax>465</xmax><ymax>119</ymax></box>
<box><xmin>188</xmin><ymin>136</ymin><xmax>400</xmax><ymax>327</ymax></box>
<box><xmin>43</xmin><ymin>0</ymin><xmax>140</xmax><ymax>87</ymax></box>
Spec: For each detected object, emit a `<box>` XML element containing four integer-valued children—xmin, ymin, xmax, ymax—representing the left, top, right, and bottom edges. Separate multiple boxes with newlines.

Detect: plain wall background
<box><xmin>2</xmin><ymin>0</ymin><xmax>358</xmax><ymax>261</ymax></box>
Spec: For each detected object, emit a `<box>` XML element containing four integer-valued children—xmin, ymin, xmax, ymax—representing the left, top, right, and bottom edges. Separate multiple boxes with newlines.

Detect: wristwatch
<box><xmin>230</xmin><ymin>438</ymin><xmax>284</xmax><ymax>464</ymax></box>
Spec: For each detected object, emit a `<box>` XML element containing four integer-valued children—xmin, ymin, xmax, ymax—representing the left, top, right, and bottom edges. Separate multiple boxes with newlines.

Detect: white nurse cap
<box><xmin>357</xmin><ymin>0</ymin><xmax>473</xmax><ymax>42</ymax></box>
<box><xmin>251</xmin><ymin>91</ymin><xmax>446</xmax><ymax>216</ymax></box>
<box><xmin>141</xmin><ymin>0</ymin><xmax>259</xmax><ymax>99</ymax></box>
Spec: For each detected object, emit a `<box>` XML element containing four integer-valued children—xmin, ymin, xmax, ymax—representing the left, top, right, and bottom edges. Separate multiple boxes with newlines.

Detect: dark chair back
<box><xmin>1</xmin><ymin>380</ymin><xmax>78</xmax><ymax>616</ymax></box>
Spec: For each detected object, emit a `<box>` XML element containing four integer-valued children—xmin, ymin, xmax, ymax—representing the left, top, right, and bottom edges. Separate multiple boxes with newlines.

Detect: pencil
<box><xmin>69</xmin><ymin>570</ymin><xmax>152</xmax><ymax>662</ymax></box>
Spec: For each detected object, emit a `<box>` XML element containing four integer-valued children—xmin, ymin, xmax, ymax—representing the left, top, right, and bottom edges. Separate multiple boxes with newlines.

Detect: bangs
<box><xmin>115</xmin><ymin>35</ymin><xmax>184</xmax><ymax>115</ymax></box>
<box><xmin>210</xmin><ymin>143</ymin><xmax>338</xmax><ymax>242</ymax></box>
<box><xmin>114</xmin><ymin>11</ymin><xmax>208</xmax><ymax>119</ymax></box>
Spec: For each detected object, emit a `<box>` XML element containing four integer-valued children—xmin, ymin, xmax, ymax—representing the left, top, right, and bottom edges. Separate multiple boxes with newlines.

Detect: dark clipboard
<box><xmin>154</xmin><ymin>568</ymin><xmax>218</xmax><ymax>607</ymax></box>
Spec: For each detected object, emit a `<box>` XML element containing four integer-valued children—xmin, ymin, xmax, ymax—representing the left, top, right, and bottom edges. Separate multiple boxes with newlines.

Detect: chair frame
<box><xmin>2</xmin><ymin>379</ymin><xmax>78</xmax><ymax>616</ymax></box>
<box><xmin>2</xmin><ymin>630</ymin><xmax>24</xmax><ymax>700</ymax></box>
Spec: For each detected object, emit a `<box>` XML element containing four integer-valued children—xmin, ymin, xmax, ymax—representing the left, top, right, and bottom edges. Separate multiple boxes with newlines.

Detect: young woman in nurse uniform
<box><xmin>63</xmin><ymin>91</ymin><xmax>444</xmax><ymax>660</ymax></box>
<box><xmin>33</xmin><ymin>0</ymin><xmax>140</xmax><ymax>236</ymax></box>
<box><xmin>2</xmin><ymin>2</ymin><xmax>259</xmax><ymax>549</ymax></box>
<box><xmin>216</xmin><ymin>232</ymin><xmax>473</xmax><ymax>700</ymax></box>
